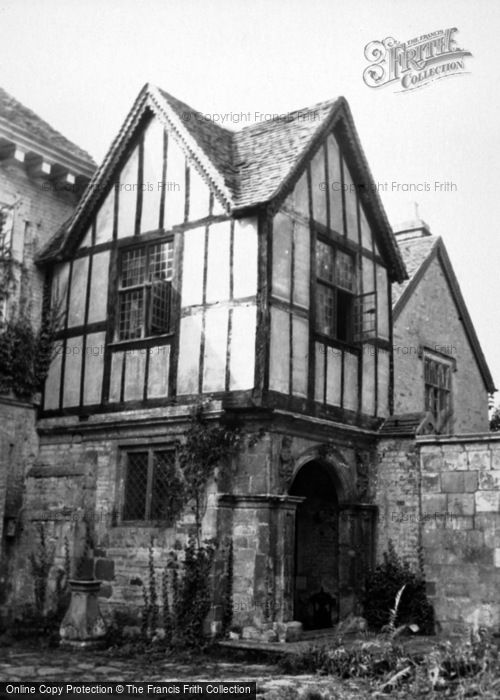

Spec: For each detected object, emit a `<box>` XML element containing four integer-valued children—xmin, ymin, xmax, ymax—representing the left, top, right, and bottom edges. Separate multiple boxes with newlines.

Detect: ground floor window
<box><xmin>122</xmin><ymin>447</ymin><xmax>183</xmax><ymax>524</ymax></box>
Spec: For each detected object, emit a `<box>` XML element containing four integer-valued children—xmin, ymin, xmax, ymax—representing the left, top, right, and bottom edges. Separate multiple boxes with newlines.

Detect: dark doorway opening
<box><xmin>290</xmin><ymin>460</ymin><xmax>339</xmax><ymax>629</ymax></box>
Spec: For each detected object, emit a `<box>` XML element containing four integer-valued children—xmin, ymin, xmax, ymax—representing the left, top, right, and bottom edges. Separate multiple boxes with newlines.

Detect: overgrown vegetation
<box><xmin>280</xmin><ymin>587</ymin><xmax>500</xmax><ymax>698</ymax></box>
<box><xmin>177</xmin><ymin>405</ymin><xmax>243</xmax><ymax>533</ymax></box>
<box><xmin>490</xmin><ymin>405</ymin><xmax>500</xmax><ymax>432</ymax></box>
<box><xmin>362</xmin><ymin>540</ymin><xmax>435</xmax><ymax>635</ymax></box>
<box><xmin>0</xmin><ymin>296</ymin><xmax>58</xmax><ymax>400</ymax></box>
<box><xmin>128</xmin><ymin>405</ymin><xmax>246</xmax><ymax>650</ymax></box>
<box><xmin>280</xmin><ymin>634</ymin><xmax>500</xmax><ymax>697</ymax></box>
<box><xmin>29</xmin><ymin>523</ymin><xmax>54</xmax><ymax>617</ymax></box>
<box><xmin>140</xmin><ymin>535</ymin><xmax>216</xmax><ymax>649</ymax></box>
<box><xmin>9</xmin><ymin>526</ymin><xmax>71</xmax><ymax>646</ymax></box>
<box><xmin>221</xmin><ymin>537</ymin><xmax>233</xmax><ymax>637</ymax></box>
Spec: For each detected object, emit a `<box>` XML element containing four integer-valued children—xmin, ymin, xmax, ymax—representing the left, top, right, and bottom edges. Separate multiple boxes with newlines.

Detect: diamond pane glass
<box><xmin>123</xmin><ymin>452</ymin><xmax>148</xmax><ymax>520</ymax></box>
<box><xmin>150</xmin><ymin>450</ymin><xmax>179</xmax><ymax>522</ymax></box>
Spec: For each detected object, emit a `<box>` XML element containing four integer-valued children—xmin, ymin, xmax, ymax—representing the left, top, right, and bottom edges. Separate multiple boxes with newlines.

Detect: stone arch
<box><xmin>290</xmin><ymin>446</ymin><xmax>356</xmax><ymax>504</ymax></box>
<box><xmin>288</xmin><ymin>456</ymin><xmax>343</xmax><ymax>630</ymax></box>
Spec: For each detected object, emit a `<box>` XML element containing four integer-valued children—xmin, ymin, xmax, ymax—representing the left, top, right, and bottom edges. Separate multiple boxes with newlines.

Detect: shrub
<box><xmin>362</xmin><ymin>540</ymin><xmax>434</xmax><ymax>634</ymax></box>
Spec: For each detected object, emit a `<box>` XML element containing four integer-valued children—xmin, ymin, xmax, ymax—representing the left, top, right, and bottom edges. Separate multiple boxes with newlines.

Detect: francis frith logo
<box><xmin>363</xmin><ymin>28</ymin><xmax>472</xmax><ymax>91</ymax></box>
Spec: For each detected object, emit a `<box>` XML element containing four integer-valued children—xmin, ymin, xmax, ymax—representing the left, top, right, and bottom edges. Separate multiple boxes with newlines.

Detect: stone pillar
<box><xmin>217</xmin><ymin>494</ymin><xmax>304</xmax><ymax>627</ymax></box>
<box><xmin>338</xmin><ymin>503</ymin><xmax>377</xmax><ymax>618</ymax></box>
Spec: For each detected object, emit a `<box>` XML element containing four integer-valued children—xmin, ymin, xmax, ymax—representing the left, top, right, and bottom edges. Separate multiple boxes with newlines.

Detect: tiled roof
<box><xmin>392</xmin><ymin>235</ymin><xmax>438</xmax><ymax>307</ymax></box>
<box><xmin>38</xmin><ymin>84</ymin><xmax>407</xmax><ymax>282</ymax></box>
<box><xmin>38</xmin><ymin>218</ymin><xmax>71</xmax><ymax>261</ymax></box>
<box><xmin>0</xmin><ymin>87</ymin><xmax>95</xmax><ymax>166</ymax></box>
<box><xmin>231</xmin><ymin>100</ymin><xmax>338</xmax><ymax>208</ymax></box>
<box><xmin>157</xmin><ymin>89</ymin><xmax>339</xmax><ymax>208</ymax></box>
<box><xmin>157</xmin><ymin>89</ymin><xmax>236</xmax><ymax>194</ymax></box>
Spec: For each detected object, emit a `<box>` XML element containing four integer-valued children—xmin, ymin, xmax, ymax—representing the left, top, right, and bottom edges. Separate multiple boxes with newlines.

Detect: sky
<box><xmin>0</xmin><ymin>0</ymin><xmax>499</xmax><ymax>404</ymax></box>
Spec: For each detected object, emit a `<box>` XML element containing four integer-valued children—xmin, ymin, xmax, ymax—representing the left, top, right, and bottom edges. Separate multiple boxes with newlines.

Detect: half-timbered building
<box><xmin>17</xmin><ymin>84</ymin><xmax>408</xmax><ymax>632</ymax></box>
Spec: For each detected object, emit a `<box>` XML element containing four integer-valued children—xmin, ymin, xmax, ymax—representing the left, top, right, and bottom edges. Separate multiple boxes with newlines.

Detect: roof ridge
<box><xmin>155</xmin><ymin>86</ymin><xmax>235</xmax><ymax>136</ymax></box>
<box><xmin>38</xmin><ymin>85</ymin><xmax>406</xmax><ymax>282</ymax></box>
<box><xmin>236</xmin><ymin>96</ymin><xmax>341</xmax><ymax>134</ymax></box>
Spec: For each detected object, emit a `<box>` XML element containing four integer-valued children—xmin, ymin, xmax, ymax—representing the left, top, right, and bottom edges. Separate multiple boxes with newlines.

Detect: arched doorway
<box><xmin>290</xmin><ymin>460</ymin><xmax>339</xmax><ymax>629</ymax></box>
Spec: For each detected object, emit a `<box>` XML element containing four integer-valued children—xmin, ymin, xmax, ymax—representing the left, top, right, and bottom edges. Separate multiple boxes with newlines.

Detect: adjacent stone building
<box><xmin>0</xmin><ymin>87</ymin><xmax>95</xmax><ymax>604</ymax></box>
<box><xmin>391</xmin><ymin>217</ymin><xmax>494</xmax><ymax>434</ymax></box>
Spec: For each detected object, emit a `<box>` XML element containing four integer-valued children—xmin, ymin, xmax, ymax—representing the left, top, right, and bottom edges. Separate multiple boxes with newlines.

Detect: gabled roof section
<box><xmin>394</xmin><ymin>234</ymin><xmax>496</xmax><ymax>393</ymax></box>
<box><xmin>231</xmin><ymin>99</ymin><xmax>339</xmax><ymax>208</ymax></box>
<box><xmin>0</xmin><ymin>86</ymin><xmax>95</xmax><ymax>170</ymax></box>
<box><xmin>38</xmin><ymin>84</ymin><xmax>407</xmax><ymax>281</ymax></box>
<box><xmin>156</xmin><ymin>88</ymin><xmax>236</xmax><ymax>194</ymax></box>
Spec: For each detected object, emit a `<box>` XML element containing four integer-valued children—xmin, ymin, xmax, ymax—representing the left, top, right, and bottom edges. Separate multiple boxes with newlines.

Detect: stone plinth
<box><xmin>60</xmin><ymin>580</ymin><xmax>107</xmax><ymax>649</ymax></box>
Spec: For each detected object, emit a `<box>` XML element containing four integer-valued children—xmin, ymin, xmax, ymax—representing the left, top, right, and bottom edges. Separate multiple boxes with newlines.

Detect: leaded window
<box><xmin>122</xmin><ymin>447</ymin><xmax>184</xmax><ymax>524</ymax></box>
<box><xmin>424</xmin><ymin>356</ymin><xmax>452</xmax><ymax>430</ymax></box>
<box><xmin>315</xmin><ymin>239</ymin><xmax>355</xmax><ymax>342</ymax></box>
<box><xmin>353</xmin><ymin>292</ymin><xmax>377</xmax><ymax>341</ymax></box>
<box><xmin>117</xmin><ymin>240</ymin><xmax>174</xmax><ymax>340</ymax></box>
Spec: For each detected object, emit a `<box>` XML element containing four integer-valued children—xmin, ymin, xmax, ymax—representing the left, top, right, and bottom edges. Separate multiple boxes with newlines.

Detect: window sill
<box><xmin>314</xmin><ymin>334</ymin><xmax>361</xmax><ymax>354</ymax></box>
<box><xmin>108</xmin><ymin>333</ymin><xmax>174</xmax><ymax>349</ymax></box>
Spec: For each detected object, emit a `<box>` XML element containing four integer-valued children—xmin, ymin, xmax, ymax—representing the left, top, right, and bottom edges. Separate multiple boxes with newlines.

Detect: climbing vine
<box><xmin>136</xmin><ymin>407</ymin><xmax>264</xmax><ymax>646</ymax></box>
<box><xmin>0</xmin><ymin>286</ymin><xmax>59</xmax><ymax>400</ymax></box>
<box><xmin>176</xmin><ymin>404</ymin><xmax>244</xmax><ymax>535</ymax></box>
<box><xmin>220</xmin><ymin>537</ymin><xmax>234</xmax><ymax>637</ymax></box>
<box><xmin>29</xmin><ymin>524</ymin><xmax>55</xmax><ymax>616</ymax></box>
<box><xmin>141</xmin><ymin>535</ymin><xmax>216</xmax><ymax>648</ymax></box>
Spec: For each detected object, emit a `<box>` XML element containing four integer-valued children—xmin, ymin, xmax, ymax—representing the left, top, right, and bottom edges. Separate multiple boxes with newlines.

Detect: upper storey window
<box><xmin>117</xmin><ymin>239</ymin><xmax>174</xmax><ymax>340</ymax></box>
<box><xmin>315</xmin><ymin>239</ymin><xmax>355</xmax><ymax>343</ymax></box>
<box><xmin>424</xmin><ymin>355</ymin><xmax>452</xmax><ymax>431</ymax></box>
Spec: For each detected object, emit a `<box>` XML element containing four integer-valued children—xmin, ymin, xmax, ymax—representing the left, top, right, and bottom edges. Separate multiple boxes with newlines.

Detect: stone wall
<box><xmin>419</xmin><ymin>434</ymin><xmax>500</xmax><ymax>635</ymax></box>
<box><xmin>377</xmin><ymin>433</ymin><xmax>500</xmax><ymax>635</ymax></box>
<box><xmin>375</xmin><ymin>437</ymin><xmax>420</xmax><ymax>566</ymax></box>
<box><xmin>6</xmin><ymin>407</ymin><xmax>273</xmax><ymax>622</ymax></box>
<box><xmin>6</xmin><ymin>405</ymin><xmax>378</xmax><ymax>633</ymax></box>
<box><xmin>0</xmin><ymin>159</ymin><xmax>79</xmax><ymax>326</ymax></box>
<box><xmin>0</xmin><ymin>160</ymin><xmax>83</xmax><ymax>616</ymax></box>
<box><xmin>7</xmin><ymin>410</ymin><xmax>213</xmax><ymax>619</ymax></box>
<box><xmin>0</xmin><ymin>396</ymin><xmax>38</xmax><ymax>606</ymax></box>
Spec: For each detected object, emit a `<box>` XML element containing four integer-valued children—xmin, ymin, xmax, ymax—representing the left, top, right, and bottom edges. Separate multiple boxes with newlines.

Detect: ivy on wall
<box><xmin>177</xmin><ymin>405</ymin><xmax>243</xmax><ymax>535</ymax></box>
<box><xmin>0</xmin><ymin>286</ymin><xmax>57</xmax><ymax>401</ymax></box>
